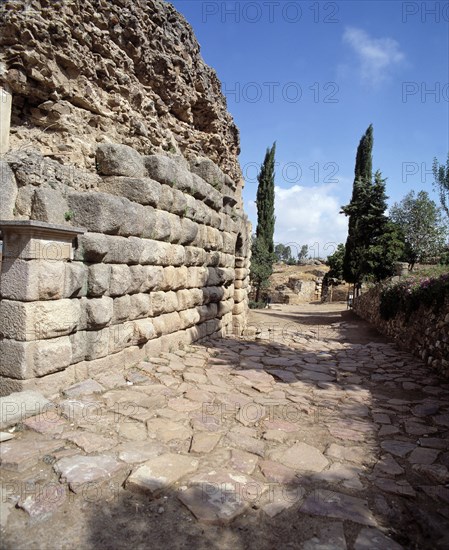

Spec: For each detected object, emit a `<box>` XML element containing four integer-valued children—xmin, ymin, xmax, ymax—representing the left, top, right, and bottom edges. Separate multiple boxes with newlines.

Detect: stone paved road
<box><xmin>1</xmin><ymin>303</ymin><xmax>449</xmax><ymax>549</ymax></box>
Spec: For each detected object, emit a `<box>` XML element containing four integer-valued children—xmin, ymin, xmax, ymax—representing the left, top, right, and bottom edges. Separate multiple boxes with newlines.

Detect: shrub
<box><xmin>380</xmin><ymin>271</ymin><xmax>449</xmax><ymax>320</ymax></box>
<box><xmin>249</xmin><ymin>301</ymin><xmax>266</xmax><ymax>309</ymax></box>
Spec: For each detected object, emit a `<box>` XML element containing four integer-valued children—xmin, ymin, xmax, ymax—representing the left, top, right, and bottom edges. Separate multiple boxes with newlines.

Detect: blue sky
<box><xmin>171</xmin><ymin>0</ymin><xmax>448</xmax><ymax>257</ymax></box>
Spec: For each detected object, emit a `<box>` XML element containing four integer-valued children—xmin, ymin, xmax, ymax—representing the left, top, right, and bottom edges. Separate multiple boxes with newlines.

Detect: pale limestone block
<box><xmin>0</xmin><ymin>258</ymin><xmax>65</xmax><ymax>301</ymax></box>
<box><xmin>0</xmin><ymin>299</ymin><xmax>81</xmax><ymax>341</ymax></box>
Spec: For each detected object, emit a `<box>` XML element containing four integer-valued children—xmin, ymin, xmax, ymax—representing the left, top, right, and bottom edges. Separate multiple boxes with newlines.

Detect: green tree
<box><xmin>341</xmin><ymin>124</ymin><xmax>374</xmax><ymax>286</ymax></box>
<box><xmin>433</xmin><ymin>154</ymin><xmax>449</xmax><ymax>217</ymax></box>
<box><xmin>297</xmin><ymin>244</ymin><xmax>309</xmax><ymax>262</ymax></box>
<box><xmin>341</xmin><ymin>127</ymin><xmax>404</xmax><ymax>287</ymax></box>
<box><xmin>274</xmin><ymin>243</ymin><xmax>292</xmax><ymax>263</ymax></box>
<box><xmin>326</xmin><ymin>243</ymin><xmax>345</xmax><ymax>281</ymax></box>
<box><xmin>250</xmin><ymin>142</ymin><xmax>277</xmax><ymax>302</ymax></box>
<box><xmin>390</xmin><ymin>190</ymin><xmax>448</xmax><ymax>269</ymax></box>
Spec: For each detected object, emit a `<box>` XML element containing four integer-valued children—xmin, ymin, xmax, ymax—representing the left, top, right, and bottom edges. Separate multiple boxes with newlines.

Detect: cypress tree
<box><xmin>251</xmin><ymin>142</ymin><xmax>276</xmax><ymax>303</ymax></box>
<box><xmin>341</xmin><ymin>125</ymin><xmax>374</xmax><ymax>288</ymax></box>
<box><xmin>256</xmin><ymin>142</ymin><xmax>276</xmax><ymax>254</ymax></box>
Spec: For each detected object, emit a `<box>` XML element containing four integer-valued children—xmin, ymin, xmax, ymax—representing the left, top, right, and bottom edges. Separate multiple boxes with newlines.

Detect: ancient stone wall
<box><xmin>354</xmin><ymin>286</ymin><xmax>449</xmax><ymax>377</ymax></box>
<box><xmin>0</xmin><ymin>144</ymin><xmax>251</xmax><ymax>396</ymax></box>
<box><xmin>0</xmin><ymin>0</ymin><xmax>252</xmax><ymax>396</ymax></box>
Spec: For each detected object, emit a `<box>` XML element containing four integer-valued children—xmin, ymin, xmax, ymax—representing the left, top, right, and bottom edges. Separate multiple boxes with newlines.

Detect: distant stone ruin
<box><xmin>0</xmin><ymin>0</ymin><xmax>251</xmax><ymax>396</ymax></box>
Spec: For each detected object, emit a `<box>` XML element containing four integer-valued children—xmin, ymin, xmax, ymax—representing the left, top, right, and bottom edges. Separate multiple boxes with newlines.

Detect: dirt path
<box><xmin>1</xmin><ymin>303</ymin><xmax>449</xmax><ymax>549</ymax></box>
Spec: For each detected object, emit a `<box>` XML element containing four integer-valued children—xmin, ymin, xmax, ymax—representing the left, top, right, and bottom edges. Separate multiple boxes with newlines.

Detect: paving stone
<box><xmin>63</xmin><ymin>379</ymin><xmax>105</xmax><ymax>398</ymax></box>
<box><xmin>230</xmin><ymin>449</ymin><xmax>258</xmax><ymax>474</ymax></box>
<box><xmin>190</xmin><ymin>432</ymin><xmax>221</xmax><ymax>453</ymax></box>
<box><xmin>0</xmin><ymin>486</ymin><xmax>14</xmax><ymax>530</ymax></box>
<box><xmin>226</xmin><ymin>431</ymin><xmax>265</xmax><ymax>457</ymax></box>
<box><xmin>261</xmin><ymin>485</ymin><xmax>305</xmax><ymax>518</ymax></box>
<box><xmin>418</xmin><ymin>437</ymin><xmax>449</xmax><ymax>449</ymax></box>
<box><xmin>116</xmin><ymin>420</ymin><xmax>148</xmax><ymax>441</ymax></box>
<box><xmin>18</xmin><ymin>484</ymin><xmax>67</xmax><ymax>519</ymax></box>
<box><xmin>403</xmin><ymin>421</ymin><xmax>437</xmax><ymax>436</ymax></box>
<box><xmin>117</xmin><ymin>441</ymin><xmax>167</xmax><ymax>464</ymax></box>
<box><xmin>411</xmin><ymin>402</ymin><xmax>440</xmax><ymax>417</ymax></box>
<box><xmin>0</xmin><ymin>438</ymin><xmax>61</xmax><ymax>472</ymax></box>
<box><xmin>0</xmin><ymin>431</ymin><xmax>14</xmax><ymax>442</ymax></box>
<box><xmin>378</xmin><ymin>425</ymin><xmax>400</xmax><ymax>436</ymax></box>
<box><xmin>65</xmin><ymin>432</ymin><xmax>117</xmax><ymax>453</ymax></box>
<box><xmin>259</xmin><ymin>459</ymin><xmax>298</xmax><ymax>483</ymax></box>
<box><xmin>316</xmin><ymin>462</ymin><xmax>364</xmax><ymax>488</ymax></box>
<box><xmin>434</xmin><ymin>414</ymin><xmax>449</xmax><ymax>427</ymax></box>
<box><xmin>300</xmin><ymin>489</ymin><xmax>377</xmax><ymax>526</ymax></box>
<box><xmin>326</xmin><ymin>444</ymin><xmax>367</xmax><ymax>464</ymax></box>
<box><xmin>0</xmin><ymin>391</ymin><xmax>52</xmax><ymax>429</ymax></box>
<box><xmin>167</xmin><ymin>397</ymin><xmax>202</xmax><ymax>412</ymax></box>
<box><xmin>126</xmin><ymin>453</ymin><xmax>199</xmax><ymax>496</ymax></box>
<box><xmin>302</xmin><ymin>522</ymin><xmax>347</xmax><ymax>549</ymax></box>
<box><xmin>373</xmin><ymin>413</ymin><xmax>391</xmax><ymax>424</ymax></box>
<box><xmin>354</xmin><ymin>527</ymin><xmax>403</xmax><ymax>549</ymax></box>
<box><xmin>408</xmin><ymin>447</ymin><xmax>440</xmax><ymax>465</ymax></box>
<box><xmin>146</xmin><ymin>418</ymin><xmax>192</xmax><ymax>442</ymax></box>
<box><xmin>178</xmin><ymin>469</ymin><xmax>260</xmax><ymax>524</ymax></box>
<box><xmin>270</xmin><ymin>442</ymin><xmax>329</xmax><ymax>472</ymax></box>
<box><xmin>380</xmin><ymin>440</ymin><xmax>416</xmax><ymax>458</ymax></box>
<box><xmin>373</xmin><ymin>477</ymin><xmax>416</xmax><ymax>497</ymax></box>
<box><xmin>412</xmin><ymin>463</ymin><xmax>449</xmax><ymax>483</ymax></box>
<box><xmin>22</xmin><ymin>413</ymin><xmax>68</xmax><ymax>435</ymax></box>
<box><xmin>327</xmin><ymin>425</ymin><xmax>366</xmax><ymax>442</ymax></box>
<box><xmin>54</xmin><ymin>455</ymin><xmax>124</xmax><ymax>492</ymax></box>
<box><xmin>374</xmin><ymin>454</ymin><xmax>404</xmax><ymax>476</ymax></box>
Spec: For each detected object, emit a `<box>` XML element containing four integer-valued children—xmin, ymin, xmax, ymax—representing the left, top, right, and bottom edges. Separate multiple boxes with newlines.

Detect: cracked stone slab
<box><xmin>408</xmin><ymin>447</ymin><xmax>440</xmax><ymax>465</ymax></box>
<box><xmin>54</xmin><ymin>455</ymin><xmax>124</xmax><ymax>492</ymax></box>
<box><xmin>23</xmin><ymin>413</ymin><xmax>68</xmax><ymax>435</ymax></box>
<box><xmin>0</xmin><ymin>391</ymin><xmax>52</xmax><ymax>429</ymax></box>
<box><xmin>261</xmin><ymin>484</ymin><xmax>305</xmax><ymax>518</ymax></box>
<box><xmin>302</xmin><ymin>522</ymin><xmax>347</xmax><ymax>549</ymax></box>
<box><xmin>18</xmin><ymin>484</ymin><xmax>67</xmax><ymax>519</ymax></box>
<box><xmin>326</xmin><ymin>443</ymin><xmax>367</xmax><ymax>464</ymax></box>
<box><xmin>1</xmin><ymin>438</ymin><xmax>61</xmax><ymax>472</ymax></box>
<box><xmin>300</xmin><ymin>489</ymin><xmax>378</xmax><ymax>526</ymax></box>
<box><xmin>116</xmin><ymin>441</ymin><xmax>167</xmax><ymax>464</ymax></box>
<box><xmin>178</xmin><ymin>469</ymin><xmax>262</xmax><ymax>524</ymax></box>
<box><xmin>380</xmin><ymin>440</ymin><xmax>416</xmax><ymax>458</ymax></box>
<box><xmin>374</xmin><ymin>454</ymin><xmax>404</xmax><ymax>476</ymax></box>
<box><xmin>269</xmin><ymin>442</ymin><xmax>329</xmax><ymax>472</ymax></box>
<box><xmin>190</xmin><ymin>432</ymin><xmax>221</xmax><ymax>453</ymax></box>
<box><xmin>126</xmin><ymin>453</ymin><xmax>199</xmax><ymax>496</ymax></box>
<box><xmin>65</xmin><ymin>431</ymin><xmax>117</xmax><ymax>453</ymax></box>
<box><xmin>63</xmin><ymin>379</ymin><xmax>105</xmax><ymax>398</ymax></box>
<box><xmin>146</xmin><ymin>418</ymin><xmax>192</xmax><ymax>442</ymax></box>
<box><xmin>354</xmin><ymin>527</ymin><xmax>404</xmax><ymax>549</ymax></box>
<box><xmin>374</xmin><ymin>477</ymin><xmax>416</xmax><ymax>497</ymax></box>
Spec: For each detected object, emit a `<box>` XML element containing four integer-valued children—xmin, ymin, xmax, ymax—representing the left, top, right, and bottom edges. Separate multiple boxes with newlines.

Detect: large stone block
<box><xmin>170</xmin><ymin>188</ymin><xmax>187</xmax><ymax>216</ymax></box>
<box><xmin>74</xmin><ymin>233</ymin><xmax>108</xmax><ymax>263</ymax></box>
<box><xmin>189</xmin><ymin>157</ymin><xmax>225</xmax><ymax>191</ymax></box>
<box><xmin>0</xmin><ymin>299</ymin><xmax>81</xmax><ymax>341</ymax></box>
<box><xmin>179</xmin><ymin>308</ymin><xmax>200</xmax><ymax>328</ymax></box>
<box><xmin>184</xmin><ymin>247</ymin><xmax>207</xmax><ymax>266</ymax></box>
<box><xmin>143</xmin><ymin>154</ymin><xmax>193</xmax><ymax>190</ymax></box>
<box><xmin>105</xmin><ymin>236</ymin><xmax>143</xmax><ymax>265</ymax></box>
<box><xmin>109</xmin><ymin>265</ymin><xmax>132</xmax><ymax>296</ymax></box>
<box><xmin>0</xmin><ymin>88</ymin><xmax>12</xmax><ymax>155</ymax></box>
<box><xmin>150</xmin><ymin>292</ymin><xmax>166</xmax><ymax>317</ymax></box>
<box><xmin>153</xmin><ymin>209</ymin><xmax>172</xmax><ymax>242</ymax></box>
<box><xmin>87</xmin><ymin>264</ymin><xmax>111</xmax><ymax>297</ymax></box>
<box><xmin>109</xmin><ymin>322</ymin><xmax>135</xmax><ymax>354</ymax></box>
<box><xmin>129</xmin><ymin>293</ymin><xmax>152</xmax><ymax>320</ymax></box>
<box><xmin>68</xmin><ymin>192</ymin><xmax>124</xmax><ymax>234</ymax></box>
<box><xmin>96</xmin><ymin>143</ymin><xmax>146</xmax><ymax>178</ymax></box>
<box><xmin>0</xmin><ymin>258</ymin><xmax>65</xmax><ymax>301</ymax></box>
<box><xmin>112</xmin><ymin>295</ymin><xmax>132</xmax><ymax>324</ymax></box>
<box><xmin>179</xmin><ymin>217</ymin><xmax>199</xmax><ymax>245</ymax></box>
<box><xmin>152</xmin><ymin>312</ymin><xmax>181</xmax><ymax>337</ymax></box>
<box><xmin>98</xmin><ymin>176</ymin><xmax>161</xmax><ymax>207</ymax></box>
<box><xmin>176</xmin><ymin>289</ymin><xmax>195</xmax><ymax>311</ymax></box>
<box><xmin>141</xmin><ymin>266</ymin><xmax>164</xmax><ymax>291</ymax></box>
<box><xmin>128</xmin><ymin>265</ymin><xmax>147</xmax><ymax>294</ymax></box>
<box><xmin>171</xmin><ymin>245</ymin><xmax>186</xmax><ymax>267</ymax></box>
<box><xmin>34</xmin><ymin>336</ymin><xmax>73</xmax><ymax>376</ymax></box>
<box><xmin>133</xmin><ymin>319</ymin><xmax>155</xmax><ymax>344</ymax></box>
<box><xmin>157</xmin><ymin>185</ymin><xmax>174</xmax><ymax>212</ymax></box>
<box><xmin>70</xmin><ymin>331</ymin><xmax>87</xmax><ymax>364</ymax></box>
<box><xmin>203</xmin><ymin>286</ymin><xmax>225</xmax><ymax>304</ymax></box>
<box><xmin>84</xmin><ymin>328</ymin><xmax>109</xmax><ymax>361</ymax></box>
<box><xmin>140</xmin><ymin>240</ymin><xmax>172</xmax><ymax>266</ymax></box>
<box><xmin>118</xmin><ymin>201</ymin><xmax>146</xmax><ymax>238</ymax></box>
<box><xmin>161</xmin><ymin>266</ymin><xmax>188</xmax><ymax>291</ymax></box>
<box><xmin>85</xmin><ymin>296</ymin><xmax>113</xmax><ymax>329</ymax></box>
<box><xmin>64</xmin><ymin>262</ymin><xmax>88</xmax><ymax>298</ymax></box>
<box><xmin>0</xmin><ymin>161</ymin><xmax>17</xmax><ymax>219</ymax></box>
<box><xmin>31</xmin><ymin>188</ymin><xmax>68</xmax><ymax>225</ymax></box>
<box><xmin>15</xmin><ymin>186</ymin><xmax>35</xmax><ymax>218</ymax></box>
<box><xmin>164</xmin><ymin>291</ymin><xmax>179</xmax><ymax>313</ymax></box>
<box><xmin>0</xmin><ymin>339</ymin><xmax>34</xmax><ymax>379</ymax></box>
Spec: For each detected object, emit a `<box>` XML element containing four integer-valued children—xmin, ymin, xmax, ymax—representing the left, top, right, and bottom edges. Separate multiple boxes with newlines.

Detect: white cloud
<box><xmin>246</xmin><ymin>184</ymin><xmax>348</xmax><ymax>259</ymax></box>
<box><xmin>343</xmin><ymin>27</ymin><xmax>404</xmax><ymax>85</ymax></box>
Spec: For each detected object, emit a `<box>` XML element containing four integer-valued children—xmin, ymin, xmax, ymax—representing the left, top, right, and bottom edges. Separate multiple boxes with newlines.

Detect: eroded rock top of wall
<box><xmin>0</xmin><ymin>0</ymin><xmax>241</xmax><ymax>182</ymax></box>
